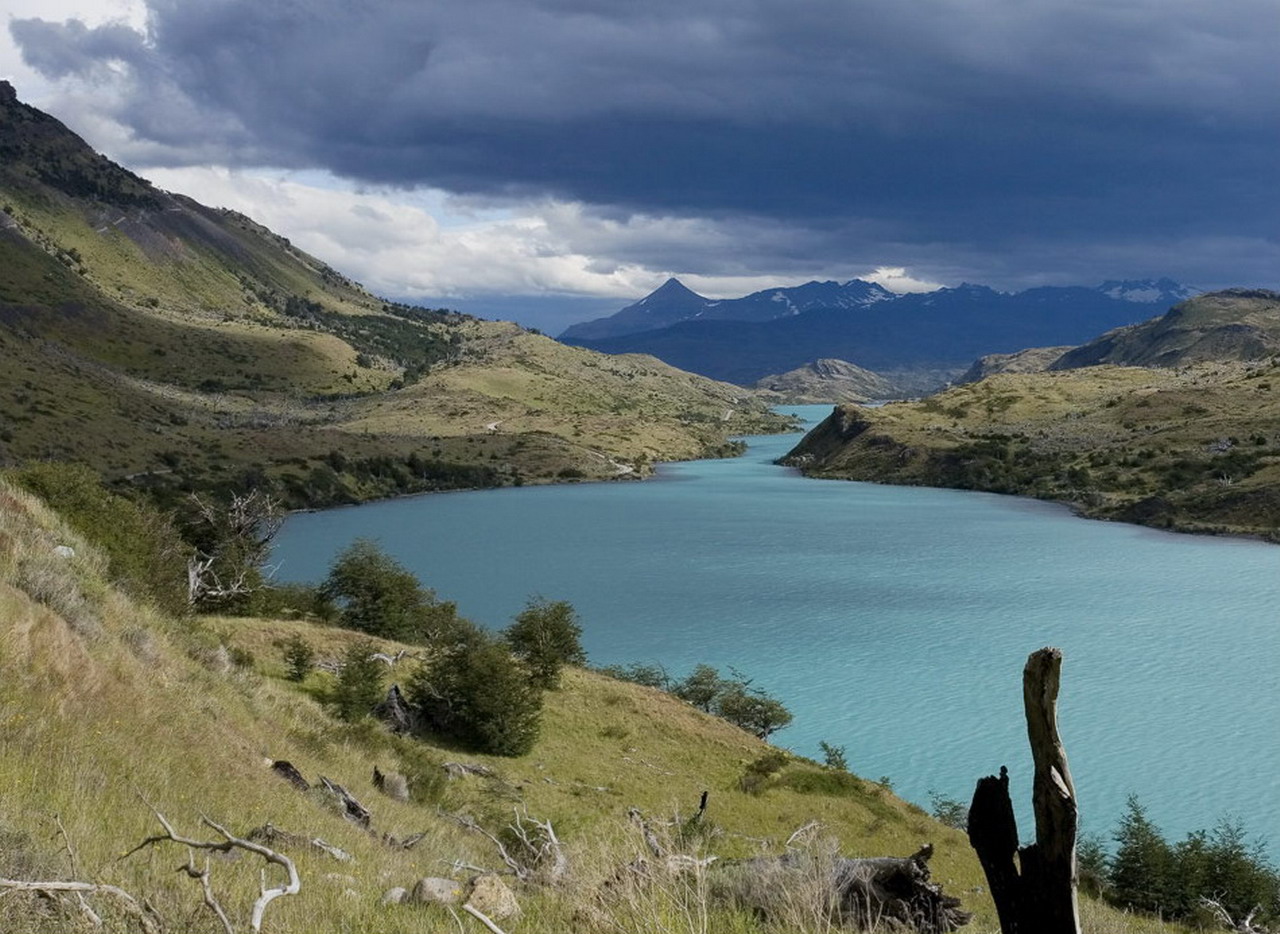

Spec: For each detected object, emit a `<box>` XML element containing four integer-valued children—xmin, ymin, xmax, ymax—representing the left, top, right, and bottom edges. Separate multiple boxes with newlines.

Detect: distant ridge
<box><xmin>559</xmin><ymin>276</ymin><xmax>894</xmax><ymax>341</ymax></box>
<box><xmin>562</xmin><ymin>279</ymin><xmax>1198</xmax><ymax>388</ymax></box>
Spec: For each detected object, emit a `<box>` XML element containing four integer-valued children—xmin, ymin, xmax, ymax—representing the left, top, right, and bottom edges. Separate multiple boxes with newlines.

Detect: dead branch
<box><xmin>443</xmin><ymin>761</ymin><xmax>496</xmax><ymax>779</ymax></box>
<box><xmin>123</xmin><ymin>803</ymin><xmax>299</xmax><ymax>933</ymax></box>
<box><xmin>509</xmin><ymin>808</ymin><xmax>568</xmax><ymax>885</ymax></box>
<box><xmin>177</xmin><ymin>852</ymin><xmax>234</xmax><ymax>934</ymax></box>
<box><xmin>246</xmin><ymin>824</ymin><xmax>352</xmax><ymax>862</ymax></box>
<box><xmin>627</xmin><ymin>807</ymin><xmax>665</xmax><ymax>858</ymax></box>
<box><xmin>784</xmin><ymin>821</ymin><xmax>821</xmax><ymax>851</ymax></box>
<box><xmin>443</xmin><ymin>812</ymin><xmax>524</xmax><ymax>879</ymax></box>
<box><xmin>185</xmin><ymin>490</ymin><xmax>283</xmax><ymax>606</ymax></box>
<box><xmin>319</xmin><ymin>776</ymin><xmax>373</xmax><ymax>829</ymax></box>
<box><xmin>0</xmin><ymin>878</ymin><xmax>160</xmax><ymax>934</ymax></box>
<box><xmin>1199</xmin><ymin>897</ymin><xmax>1270</xmax><ymax>934</ymax></box>
<box><xmin>462</xmin><ymin>902</ymin><xmax>510</xmax><ymax>934</ymax></box>
<box><xmin>719</xmin><ymin>843</ymin><xmax>969</xmax><ymax>933</ymax></box>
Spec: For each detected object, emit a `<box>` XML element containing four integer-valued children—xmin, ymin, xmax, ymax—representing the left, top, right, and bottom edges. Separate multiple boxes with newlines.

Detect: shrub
<box><xmin>330</xmin><ymin>639</ymin><xmax>385</xmax><ymax>722</ymax></box>
<box><xmin>818</xmin><ymin>740</ymin><xmax>848</xmax><ymax>771</ymax></box>
<box><xmin>714</xmin><ymin>682</ymin><xmax>793</xmax><ymax>740</ymax></box>
<box><xmin>319</xmin><ymin>539</ymin><xmax>459</xmax><ymax>642</ymax></box>
<box><xmin>672</xmin><ymin>664</ymin><xmax>727</xmax><ymax>711</ymax></box>
<box><xmin>597</xmin><ymin>662</ymin><xmax>670</xmax><ymax>689</ymax></box>
<box><xmin>504</xmin><ymin>597</ymin><xmax>586</xmax><ymax>689</ymax></box>
<box><xmin>8</xmin><ymin>462</ymin><xmax>189</xmax><ymax>614</ymax></box>
<box><xmin>281</xmin><ymin>635</ymin><xmax>315</xmax><ymax>682</ymax></box>
<box><xmin>409</xmin><ymin>633</ymin><xmax>542</xmax><ymax>756</ymax></box>
<box><xmin>928</xmin><ymin>791</ymin><xmax>969</xmax><ymax>830</ymax></box>
<box><xmin>739</xmin><ymin>751</ymin><xmax>788</xmax><ymax>795</ymax></box>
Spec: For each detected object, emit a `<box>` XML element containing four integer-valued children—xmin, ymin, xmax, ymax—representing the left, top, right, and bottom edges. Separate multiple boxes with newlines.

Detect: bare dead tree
<box><xmin>968</xmin><ymin>647</ymin><xmax>1080</xmax><ymax>934</ymax></box>
<box><xmin>1199</xmin><ymin>898</ymin><xmax>1271</xmax><ymax>934</ymax></box>
<box><xmin>184</xmin><ymin>490</ymin><xmax>283</xmax><ymax>607</ymax></box>
<box><xmin>122</xmin><ymin>803</ymin><xmax>299</xmax><ymax>933</ymax></box>
<box><xmin>442</xmin><ymin>807</ymin><xmax>567</xmax><ymax>884</ymax></box>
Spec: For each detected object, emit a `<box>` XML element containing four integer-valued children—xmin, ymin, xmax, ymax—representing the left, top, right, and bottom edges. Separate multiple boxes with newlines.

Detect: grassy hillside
<box><xmin>1054</xmin><ymin>289</ymin><xmax>1280</xmax><ymax>370</ymax></box>
<box><xmin>0</xmin><ymin>82</ymin><xmax>786</xmax><ymax>506</ymax></box>
<box><xmin>784</xmin><ymin>360</ymin><xmax>1280</xmax><ymax>538</ymax></box>
<box><xmin>0</xmin><ymin>480</ymin><xmax>1183</xmax><ymax>933</ymax></box>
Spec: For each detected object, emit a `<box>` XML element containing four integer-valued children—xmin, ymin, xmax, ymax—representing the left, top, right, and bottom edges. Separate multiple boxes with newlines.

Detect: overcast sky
<box><xmin>5</xmin><ymin>0</ymin><xmax>1278</xmax><ymax>331</ymax></box>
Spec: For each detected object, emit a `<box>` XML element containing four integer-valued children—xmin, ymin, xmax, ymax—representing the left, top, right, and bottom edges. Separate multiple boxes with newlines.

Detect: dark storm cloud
<box><xmin>12</xmin><ymin>0</ymin><xmax>1280</xmax><ymax>287</ymax></box>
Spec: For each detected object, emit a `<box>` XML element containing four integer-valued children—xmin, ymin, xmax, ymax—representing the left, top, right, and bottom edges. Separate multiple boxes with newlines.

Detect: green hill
<box><xmin>0</xmin><ymin>81</ymin><xmax>786</xmax><ymax>507</ymax></box>
<box><xmin>785</xmin><ymin>355</ymin><xmax>1280</xmax><ymax>538</ymax></box>
<box><xmin>1053</xmin><ymin>289</ymin><xmax>1280</xmax><ymax>370</ymax></box>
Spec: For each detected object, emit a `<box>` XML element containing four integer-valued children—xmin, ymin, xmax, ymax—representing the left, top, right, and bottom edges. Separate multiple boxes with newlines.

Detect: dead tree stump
<box><xmin>967</xmin><ymin>647</ymin><xmax>1080</xmax><ymax>934</ymax></box>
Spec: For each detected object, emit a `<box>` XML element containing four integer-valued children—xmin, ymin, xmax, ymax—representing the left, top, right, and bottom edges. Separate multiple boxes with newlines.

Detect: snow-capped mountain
<box><xmin>559</xmin><ymin>277</ymin><xmax>894</xmax><ymax>341</ymax></box>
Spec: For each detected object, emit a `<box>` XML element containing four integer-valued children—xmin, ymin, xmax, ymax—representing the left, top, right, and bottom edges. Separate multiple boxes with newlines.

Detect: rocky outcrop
<box><xmin>957</xmin><ymin>346</ymin><xmax>1073</xmax><ymax>384</ymax></box>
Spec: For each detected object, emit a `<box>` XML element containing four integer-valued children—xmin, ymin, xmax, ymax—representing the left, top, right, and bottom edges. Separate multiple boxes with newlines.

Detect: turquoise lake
<box><xmin>273</xmin><ymin>405</ymin><xmax>1280</xmax><ymax>848</ymax></box>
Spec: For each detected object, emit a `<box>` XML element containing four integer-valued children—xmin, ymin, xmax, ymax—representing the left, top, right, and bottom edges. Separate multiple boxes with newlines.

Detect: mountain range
<box><xmin>561</xmin><ymin>277</ymin><xmax>1197</xmax><ymax>388</ymax></box>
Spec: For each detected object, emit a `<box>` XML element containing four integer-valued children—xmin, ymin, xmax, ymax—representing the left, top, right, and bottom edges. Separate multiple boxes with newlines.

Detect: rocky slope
<box><xmin>753</xmin><ymin>358</ymin><xmax>899</xmax><ymax>402</ymax></box>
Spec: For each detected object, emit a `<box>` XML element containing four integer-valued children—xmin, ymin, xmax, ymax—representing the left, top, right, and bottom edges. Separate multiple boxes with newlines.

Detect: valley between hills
<box><xmin>3</xmin><ymin>79</ymin><xmax>1280</xmax><ymax>934</ymax></box>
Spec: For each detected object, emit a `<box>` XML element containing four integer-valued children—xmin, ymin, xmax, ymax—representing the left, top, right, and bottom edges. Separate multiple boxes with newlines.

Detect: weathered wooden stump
<box><xmin>967</xmin><ymin>647</ymin><xmax>1080</xmax><ymax>934</ymax></box>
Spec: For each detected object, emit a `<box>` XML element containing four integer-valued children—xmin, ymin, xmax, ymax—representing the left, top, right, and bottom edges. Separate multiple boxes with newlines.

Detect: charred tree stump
<box><xmin>967</xmin><ymin>647</ymin><xmax>1080</xmax><ymax>934</ymax></box>
<box><xmin>719</xmin><ymin>844</ymin><xmax>971</xmax><ymax>933</ymax></box>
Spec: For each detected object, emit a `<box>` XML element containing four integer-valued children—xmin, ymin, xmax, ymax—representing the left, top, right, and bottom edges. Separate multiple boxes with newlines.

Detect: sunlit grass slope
<box><xmin>786</xmin><ymin>360</ymin><xmax>1280</xmax><ymax>539</ymax></box>
<box><xmin>0</xmin><ymin>84</ymin><xmax>787</xmax><ymax>503</ymax></box>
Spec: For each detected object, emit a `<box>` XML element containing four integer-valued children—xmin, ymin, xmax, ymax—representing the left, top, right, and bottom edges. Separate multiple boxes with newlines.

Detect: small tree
<box><xmin>819</xmin><ymin>740</ymin><xmax>849</xmax><ymax>771</ymax></box>
<box><xmin>672</xmin><ymin>664</ymin><xmax>726</xmax><ymax>711</ymax></box>
<box><xmin>331</xmin><ymin>639</ymin><xmax>385</xmax><ymax>721</ymax></box>
<box><xmin>505</xmin><ymin>597</ymin><xmax>586</xmax><ymax>689</ymax></box>
<box><xmin>1109</xmin><ymin>795</ymin><xmax>1173</xmax><ymax>914</ymax></box>
<box><xmin>714</xmin><ymin>681</ymin><xmax>793</xmax><ymax>741</ymax></box>
<box><xmin>181</xmin><ymin>489</ymin><xmax>283</xmax><ymax>611</ymax></box>
<box><xmin>319</xmin><ymin>539</ymin><xmax>458</xmax><ymax>642</ymax></box>
<box><xmin>409</xmin><ymin>633</ymin><xmax>542</xmax><ymax>756</ymax></box>
<box><xmin>282</xmin><ymin>635</ymin><xmax>314</xmax><ymax>682</ymax></box>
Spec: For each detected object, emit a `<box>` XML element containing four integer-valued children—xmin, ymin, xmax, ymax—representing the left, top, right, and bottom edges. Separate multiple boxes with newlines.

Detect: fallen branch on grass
<box><xmin>0</xmin><ymin>877</ymin><xmax>161</xmax><ymax>934</ymax></box>
<box><xmin>123</xmin><ymin>802</ymin><xmax>299</xmax><ymax>933</ymax></box>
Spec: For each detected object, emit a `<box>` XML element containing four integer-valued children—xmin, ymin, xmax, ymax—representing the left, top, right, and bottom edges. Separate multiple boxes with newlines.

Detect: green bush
<box><xmin>738</xmin><ymin>751</ymin><xmax>788</xmax><ymax>795</ymax></box>
<box><xmin>1105</xmin><ymin>796</ymin><xmax>1280</xmax><ymax>925</ymax></box>
<box><xmin>504</xmin><ymin>597</ymin><xmax>586</xmax><ymax>689</ymax></box>
<box><xmin>281</xmin><ymin>635</ymin><xmax>315</xmax><ymax>682</ymax></box>
<box><xmin>330</xmin><ymin>639</ymin><xmax>385</xmax><ymax>722</ymax></box>
<box><xmin>818</xmin><ymin>740</ymin><xmax>849</xmax><ymax>771</ymax></box>
<box><xmin>319</xmin><ymin>539</ymin><xmax>460</xmax><ymax>642</ymax></box>
<box><xmin>596</xmin><ymin>662</ymin><xmax>670</xmax><ymax>689</ymax></box>
<box><xmin>713</xmin><ymin>682</ymin><xmax>793</xmax><ymax>740</ymax></box>
<box><xmin>408</xmin><ymin>633</ymin><xmax>542</xmax><ymax>756</ymax></box>
<box><xmin>777</xmin><ymin>767</ymin><xmax>863</xmax><ymax>797</ymax></box>
<box><xmin>8</xmin><ymin>462</ymin><xmax>189</xmax><ymax>615</ymax></box>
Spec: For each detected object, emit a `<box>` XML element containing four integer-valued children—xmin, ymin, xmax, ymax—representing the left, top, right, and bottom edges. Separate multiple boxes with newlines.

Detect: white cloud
<box><xmin>862</xmin><ymin>266</ymin><xmax>944</xmax><ymax>294</ymax></box>
<box><xmin>146</xmin><ymin>167</ymin><xmax>947</xmax><ymax>311</ymax></box>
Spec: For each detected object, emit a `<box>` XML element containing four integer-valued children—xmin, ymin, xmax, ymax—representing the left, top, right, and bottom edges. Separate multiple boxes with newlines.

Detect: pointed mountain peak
<box><xmin>647</xmin><ymin>277</ymin><xmax>704</xmax><ymax>299</ymax></box>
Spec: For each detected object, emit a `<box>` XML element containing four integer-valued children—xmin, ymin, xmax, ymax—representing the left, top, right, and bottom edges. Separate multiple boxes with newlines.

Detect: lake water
<box><xmin>273</xmin><ymin>405</ymin><xmax>1280</xmax><ymax>848</ymax></box>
